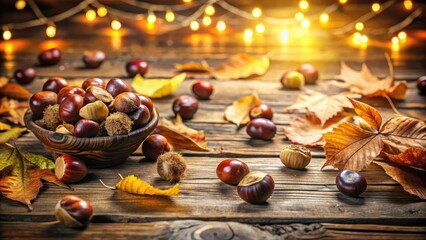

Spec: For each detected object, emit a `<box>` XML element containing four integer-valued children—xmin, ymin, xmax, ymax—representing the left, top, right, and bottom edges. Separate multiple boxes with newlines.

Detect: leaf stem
<box><xmin>99</xmin><ymin>179</ymin><xmax>115</xmax><ymax>190</ymax></box>
<box><xmin>383</xmin><ymin>94</ymin><xmax>401</xmax><ymax>116</ymax></box>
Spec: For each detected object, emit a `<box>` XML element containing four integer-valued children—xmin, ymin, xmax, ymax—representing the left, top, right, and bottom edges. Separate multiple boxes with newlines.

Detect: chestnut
<box><xmin>192</xmin><ymin>81</ymin><xmax>214</xmax><ymax>99</ymax></box>
<box><xmin>82</xmin><ymin>50</ymin><xmax>106</xmax><ymax>69</ymax></box>
<box><xmin>246</xmin><ymin>118</ymin><xmax>276</xmax><ymax>140</ymax></box>
<box><xmin>38</xmin><ymin>48</ymin><xmax>62</xmax><ymax>65</ymax></box>
<box><xmin>113</xmin><ymin>92</ymin><xmax>140</xmax><ymax>113</ymax></box>
<box><xmin>172</xmin><ymin>95</ymin><xmax>199</xmax><ymax>120</ymax></box>
<box><xmin>237</xmin><ymin>171</ymin><xmax>275</xmax><ymax>204</ymax></box>
<box><xmin>280</xmin><ymin>145</ymin><xmax>311</xmax><ymax>169</ymax></box>
<box><xmin>42</xmin><ymin>77</ymin><xmax>68</xmax><ymax>93</ymax></box>
<box><xmin>55</xmin><ymin>195</ymin><xmax>93</xmax><ymax>228</ymax></box>
<box><xmin>81</xmin><ymin>77</ymin><xmax>105</xmax><ymax>90</ymax></box>
<box><xmin>216</xmin><ymin>159</ymin><xmax>250</xmax><ymax>185</ymax></box>
<box><xmin>29</xmin><ymin>91</ymin><xmax>57</xmax><ymax>117</ymax></box>
<box><xmin>138</xmin><ymin>94</ymin><xmax>154</xmax><ymax>113</ymax></box>
<box><xmin>126</xmin><ymin>59</ymin><xmax>149</xmax><ymax>77</ymax></box>
<box><xmin>336</xmin><ymin>170</ymin><xmax>367</xmax><ymax>197</ymax></box>
<box><xmin>57</xmin><ymin>86</ymin><xmax>86</xmax><ymax>104</ymax></box>
<box><xmin>74</xmin><ymin>119</ymin><xmax>100</xmax><ymax>137</ymax></box>
<box><xmin>84</xmin><ymin>86</ymin><xmax>113</xmax><ymax>104</ymax></box>
<box><xmin>129</xmin><ymin>105</ymin><xmax>151</xmax><ymax>128</ymax></box>
<box><xmin>417</xmin><ymin>76</ymin><xmax>426</xmax><ymax>95</ymax></box>
<box><xmin>142</xmin><ymin>134</ymin><xmax>171</xmax><ymax>161</ymax></box>
<box><xmin>249</xmin><ymin>103</ymin><xmax>273</xmax><ymax>120</ymax></box>
<box><xmin>55</xmin><ymin>155</ymin><xmax>88</xmax><ymax>183</ymax></box>
<box><xmin>59</xmin><ymin>94</ymin><xmax>84</xmax><ymax>124</ymax></box>
<box><xmin>297</xmin><ymin>63</ymin><xmax>319</xmax><ymax>84</ymax></box>
<box><xmin>280</xmin><ymin>71</ymin><xmax>305</xmax><ymax>89</ymax></box>
<box><xmin>13</xmin><ymin>67</ymin><xmax>36</xmax><ymax>85</ymax></box>
<box><xmin>106</xmin><ymin>78</ymin><xmax>131</xmax><ymax>97</ymax></box>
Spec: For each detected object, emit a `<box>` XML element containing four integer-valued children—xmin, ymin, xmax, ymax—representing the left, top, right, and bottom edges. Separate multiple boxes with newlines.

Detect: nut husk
<box><xmin>157</xmin><ymin>152</ymin><xmax>187</xmax><ymax>182</ymax></box>
<box><xmin>41</xmin><ymin>104</ymin><xmax>61</xmax><ymax>130</ymax></box>
<box><xmin>105</xmin><ymin>112</ymin><xmax>133</xmax><ymax>136</ymax></box>
<box><xmin>79</xmin><ymin>100</ymin><xmax>109</xmax><ymax>122</ymax></box>
<box><xmin>56</xmin><ymin>124</ymin><xmax>74</xmax><ymax>135</ymax></box>
<box><xmin>280</xmin><ymin>145</ymin><xmax>311</xmax><ymax>169</ymax></box>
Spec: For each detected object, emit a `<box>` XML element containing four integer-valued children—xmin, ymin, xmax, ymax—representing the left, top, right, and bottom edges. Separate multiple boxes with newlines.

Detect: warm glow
<box><xmin>202</xmin><ymin>16</ymin><xmax>212</xmax><ymax>26</ymax></box>
<box><xmin>339</xmin><ymin>0</ymin><xmax>348</xmax><ymax>4</ymax></box>
<box><xmin>372</xmin><ymin>3</ymin><xmax>381</xmax><ymax>12</ymax></box>
<box><xmin>280</xmin><ymin>29</ymin><xmax>289</xmax><ymax>44</ymax></box>
<box><xmin>392</xmin><ymin>36</ymin><xmax>399</xmax><ymax>45</ymax></box>
<box><xmin>255</xmin><ymin>23</ymin><xmax>265</xmax><ymax>33</ymax></box>
<box><xmin>205</xmin><ymin>5</ymin><xmax>215</xmax><ymax>16</ymax></box>
<box><xmin>216</xmin><ymin>21</ymin><xmax>226</xmax><ymax>32</ymax></box>
<box><xmin>46</xmin><ymin>25</ymin><xmax>56</xmax><ymax>38</ymax></box>
<box><xmin>301</xmin><ymin>19</ymin><xmax>310</xmax><ymax>29</ymax></box>
<box><xmin>252</xmin><ymin>7</ymin><xmax>262</xmax><ymax>18</ymax></box>
<box><xmin>360</xmin><ymin>35</ymin><xmax>368</xmax><ymax>43</ymax></box>
<box><xmin>398</xmin><ymin>31</ymin><xmax>407</xmax><ymax>40</ymax></box>
<box><xmin>3</xmin><ymin>30</ymin><xmax>11</xmax><ymax>40</ymax></box>
<box><xmin>165</xmin><ymin>10</ymin><xmax>175</xmax><ymax>22</ymax></box>
<box><xmin>85</xmin><ymin>9</ymin><xmax>97</xmax><ymax>22</ymax></box>
<box><xmin>15</xmin><ymin>0</ymin><xmax>26</xmax><ymax>10</ymax></box>
<box><xmin>183</xmin><ymin>0</ymin><xmax>192</xmax><ymax>2</ymax></box>
<box><xmin>111</xmin><ymin>20</ymin><xmax>121</xmax><ymax>30</ymax></box>
<box><xmin>404</xmin><ymin>0</ymin><xmax>413</xmax><ymax>10</ymax></box>
<box><xmin>299</xmin><ymin>0</ymin><xmax>309</xmax><ymax>10</ymax></box>
<box><xmin>147</xmin><ymin>13</ymin><xmax>157</xmax><ymax>24</ymax></box>
<box><xmin>190</xmin><ymin>21</ymin><xmax>199</xmax><ymax>31</ymax></box>
<box><xmin>295</xmin><ymin>12</ymin><xmax>304</xmax><ymax>21</ymax></box>
<box><xmin>355</xmin><ymin>22</ymin><xmax>364</xmax><ymax>31</ymax></box>
<box><xmin>320</xmin><ymin>13</ymin><xmax>329</xmax><ymax>24</ymax></box>
<box><xmin>244</xmin><ymin>28</ymin><xmax>253</xmax><ymax>39</ymax></box>
<box><xmin>97</xmin><ymin>7</ymin><xmax>107</xmax><ymax>17</ymax></box>
<box><xmin>352</xmin><ymin>32</ymin><xmax>361</xmax><ymax>45</ymax></box>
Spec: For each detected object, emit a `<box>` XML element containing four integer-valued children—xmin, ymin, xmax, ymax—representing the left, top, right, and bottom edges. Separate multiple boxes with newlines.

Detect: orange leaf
<box><xmin>0</xmin><ymin>83</ymin><xmax>32</xmax><ymax>100</ymax></box>
<box><xmin>175</xmin><ymin>60</ymin><xmax>210</xmax><ymax>72</ymax></box>
<box><xmin>224</xmin><ymin>92</ymin><xmax>262</xmax><ymax>126</ymax></box>
<box><xmin>211</xmin><ymin>54</ymin><xmax>269</xmax><ymax>80</ymax></box>
<box><xmin>375</xmin><ymin>161</ymin><xmax>426</xmax><ymax>200</ymax></box>
<box><xmin>348</xmin><ymin>98</ymin><xmax>382</xmax><ymax>130</ymax></box>
<box><xmin>115</xmin><ymin>175</ymin><xmax>179</xmax><ymax>196</ymax></box>
<box><xmin>383</xmin><ymin>148</ymin><xmax>426</xmax><ymax>170</ymax></box>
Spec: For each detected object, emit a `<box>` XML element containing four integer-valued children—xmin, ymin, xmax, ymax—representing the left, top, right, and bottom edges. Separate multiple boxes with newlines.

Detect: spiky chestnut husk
<box><xmin>157</xmin><ymin>152</ymin><xmax>187</xmax><ymax>182</ymax></box>
<box><xmin>41</xmin><ymin>104</ymin><xmax>61</xmax><ymax>130</ymax></box>
<box><xmin>104</xmin><ymin>112</ymin><xmax>133</xmax><ymax>136</ymax></box>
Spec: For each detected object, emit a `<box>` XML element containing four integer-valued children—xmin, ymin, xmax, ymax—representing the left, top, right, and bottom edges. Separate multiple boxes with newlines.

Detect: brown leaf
<box><xmin>383</xmin><ymin>148</ymin><xmax>426</xmax><ymax>170</ymax></box>
<box><xmin>157</xmin><ymin>115</ymin><xmax>208</xmax><ymax>151</ymax></box>
<box><xmin>6</xmin><ymin>108</ymin><xmax>27</xmax><ymax>126</ymax></box>
<box><xmin>285</xmin><ymin>90</ymin><xmax>360</xmax><ymax>126</ymax></box>
<box><xmin>375</xmin><ymin>161</ymin><xmax>426</xmax><ymax>200</ymax></box>
<box><xmin>285</xmin><ymin>113</ymin><xmax>352</xmax><ymax>147</ymax></box>
<box><xmin>0</xmin><ymin>83</ymin><xmax>32</xmax><ymax>100</ymax></box>
<box><xmin>211</xmin><ymin>54</ymin><xmax>269</xmax><ymax>80</ymax></box>
<box><xmin>348</xmin><ymin>98</ymin><xmax>382</xmax><ymax>130</ymax></box>
<box><xmin>175</xmin><ymin>60</ymin><xmax>210</xmax><ymax>72</ymax></box>
<box><xmin>224</xmin><ymin>92</ymin><xmax>262</xmax><ymax>126</ymax></box>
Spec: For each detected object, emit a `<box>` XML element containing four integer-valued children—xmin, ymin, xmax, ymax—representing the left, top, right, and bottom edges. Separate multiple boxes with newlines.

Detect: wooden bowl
<box><xmin>24</xmin><ymin>109</ymin><xmax>159</xmax><ymax>168</ymax></box>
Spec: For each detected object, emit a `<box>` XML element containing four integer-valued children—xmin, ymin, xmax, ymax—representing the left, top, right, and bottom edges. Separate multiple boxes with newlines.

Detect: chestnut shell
<box><xmin>336</xmin><ymin>170</ymin><xmax>367</xmax><ymax>197</ymax></box>
<box><xmin>237</xmin><ymin>171</ymin><xmax>275</xmax><ymax>204</ymax></box>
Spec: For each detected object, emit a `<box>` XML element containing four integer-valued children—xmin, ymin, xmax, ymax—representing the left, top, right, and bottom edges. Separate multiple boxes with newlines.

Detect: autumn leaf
<box><xmin>0</xmin><ymin>97</ymin><xmax>29</xmax><ymax>126</ymax></box>
<box><xmin>383</xmin><ymin>148</ymin><xmax>426</xmax><ymax>170</ymax></box>
<box><xmin>0</xmin><ymin>128</ymin><xmax>27</xmax><ymax>144</ymax></box>
<box><xmin>101</xmin><ymin>175</ymin><xmax>179</xmax><ymax>196</ymax></box>
<box><xmin>0</xmin><ymin>122</ymin><xmax>11</xmax><ymax>131</ymax></box>
<box><xmin>211</xmin><ymin>54</ymin><xmax>269</xmax><ymax>80</ymax></box>
<box><xmin>175</xmin><ymin>60</ymin><xmax>210</xmax><ymax>72</ymax></box>
<box><xmin>375</xmin><ymin>161</ymin><xmax>426</xmax><ymax>200</ymax></box>
<box><xmin>156</xmin><ymin>115</ymin><xmax>208</xmax><ymax>151</ymax></box>
<box><xmin>0</xmin><ymin>77</ymin><xmax>8</xmax><ymax>88</ymax></box>
<box><xmin>285</xmin><ymin>113</ymin><xmax>352</xmax><ymax>147</ymax></box>
<box><xmin>131</xmin><ymin>73</ymin><xmax>186</xmax><ymax>98</ymax></box>
<box><xmin>224</xmin><ymin>92</ymin><xmax>262</xmax><ymax>126</ymax></box>
<box><xmin>0</xmin><ymin>145</ymin><xmax>67</xmax><ymax>210</ymax></box>
<box><xmin>0</xmin><ymin>83</ymin><xmax>32</xmax><ymax>100</ymax></box>
<box><xmin>285</xmin><ymin>90</ymin><xmax>360</xmax><ymax>126</ymax></box>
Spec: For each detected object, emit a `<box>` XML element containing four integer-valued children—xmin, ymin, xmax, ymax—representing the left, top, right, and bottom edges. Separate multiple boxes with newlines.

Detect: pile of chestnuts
<box><xmin>30</xmin><ymin>77</ymin><xmax>154</xmax><ymax>137</ymax></box>
<box><xmin>246</xmin><ymin>103</ymin><xmax>277</xmax><ymax>140</ymax></box>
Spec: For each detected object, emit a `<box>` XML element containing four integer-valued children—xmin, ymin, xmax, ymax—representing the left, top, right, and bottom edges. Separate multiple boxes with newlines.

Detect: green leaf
<box><xmin>18</xmin><ymin>147</ymin><xmax>55</xmax><ymax>170</ymax></box>
<box><xmin>131</xmin><ymin>73</ymin><xmax>186</xmax><ymax>98</ymax></box>
<box><xmin>0</xmin><ymin>128</ymin><xmax>27</xmax><ymax>144</ymax></box>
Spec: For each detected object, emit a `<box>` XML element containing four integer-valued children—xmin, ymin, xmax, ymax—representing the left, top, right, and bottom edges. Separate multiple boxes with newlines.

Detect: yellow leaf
<box><xmin>0</xmin><ymin>122</ymin><xmax>11</xmax><ymax>131</ymax></box>
<box><xmin>224</xmin><ymin>92</ymin><xmax>262</xmax><ymax>126</ymax></box>
<box><xmin>115</xmin><ymin>175</ymin><xmax>179</xmax><ymax>196</ymax></box>
<box><xmin>175</xmin><ymin>60</ymin><xmax>210</xmax><ymax>72</ymax></box>
<box><xmin>212</xmin><ymin>54</ymin><xmax>269</xmax><ymax>80</ymax></box>
<box><xmin>131</xmin><ymin>73</ymin><xmax>186</xmax><ymax>98</ymax></box>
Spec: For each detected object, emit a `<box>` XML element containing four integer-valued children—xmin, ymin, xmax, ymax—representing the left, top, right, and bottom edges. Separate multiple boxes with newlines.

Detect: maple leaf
<box><xmin>0</xmin><ymin>145</ymin><xmax>67</xmax><ymax>210</ymax></box>
<box><xmin>131</xmin><ymin>73</ymin><xmax>186</xmax><ymax>98</ymax></box>
<box><xmin>175</xmin><ymin>60</ymin><xmax>210</xmax><ymax>72</ymax></box>
<box><xmin>156</xmin><ymin>115</ymin><xmax>209</xmax><ymax>151</ymax></box>
<box><xmin>224</xmin><ymin>92</ymin><xmax>262</xmax><ymax>126</ymax></box>
<box><xmin>383</xmin><ymin>148</ymin><xmax>426</xmax><ymax>170</ymax></box>
<box><xmin>0</xmin><ymin>83</ymin><xmax>32</xmax><ymax>100</ymax></box>
<box><xmin>285</xmin><ymin>90</ymin><xmax>360</xmax><ymax>126</ymax></box>
<box><xmin>211</xmin><ymin>54</ymin><xmax>269</xmax><ymax>80</ymax></box>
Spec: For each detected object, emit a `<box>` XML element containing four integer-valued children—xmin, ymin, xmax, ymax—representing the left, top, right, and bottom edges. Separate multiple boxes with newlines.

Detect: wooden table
<box><xmin>1</xmin><ymin>1</ymin><xmax>426</xmax><ymax>239</ymax></box>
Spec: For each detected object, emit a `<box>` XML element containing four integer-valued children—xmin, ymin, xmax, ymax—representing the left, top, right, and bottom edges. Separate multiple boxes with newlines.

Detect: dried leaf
<box><xmin>157</xmin><ymin>115</ymin><xmax>208</xmax><ymax>151</ymax></box>
<box><xmin>285</xmin><ymin>90</ymin><xmax>360</xmax><ymax>126</ymax></box>
<box><xmin>0</xmin><ymin>122</ymin><xmax>11</xmax><ymax>131</ymax></box>
<box><xmin>0</xmin><ymin>97</ymin><xmax>29</xmax><ymax>126</ymax></box>
<box><xmin>6</xmin><ymin>108</ymin><xmax>27</xmax><ymax>126</ymax></box>
<box><xmin>285</xmin><ymin>113</ymin><xmax>352</xmax><ymax>147</ymax></box>
<box><xmin>0</xmin><ymin>146</ymin><xmax>67</xmax><ymax>210</ymax></box>
<box><xmin>224</xmin><ymin>92</ymin><xmax>262</xmax><ymax>126</ymax></box>
<box><xmin>348</xmin><ymin>98</ymin><xmax>382</xmax><ymax>131</ymax></box>
<box><xmin>0</xmin><ymin>77</ymin><xmax>8</xmax><ymax>88</ymax></box>
<box><xmin>0</xmin><ymin>83</ymin><xmax>32</xmax><ymax>100</ymax></box>
<box><xmin>375</xmin><ymin>161</ymin><xmax>426</xmax><ymax>200</ymax></box>
<box><xmin>0</xmin><ymin>128</ymin><xmax>26</xmax><ymax>144</ymax></box>
<box><xmin>211</xmin><ymin>54</ymin><xmax>269</xmax><ymax>80</ymax></box>
<box><xmin>383</xmin><ymin>148</ymin><xmax>426</xmax><ymax>170</ymax></box>
<box><xmin>175</xmin><ymin>60</ymin><xmax>210</xmax><ymax>72</ymax></box>
<box><xmin>131</xmin><ymin>73</ymin><xmax>186</xmax><ymax>98</ymax></box>
<box><xmin>115</xmin><ymin>175</ymin><xmax>179</xmax><ymax>196</ymax></box>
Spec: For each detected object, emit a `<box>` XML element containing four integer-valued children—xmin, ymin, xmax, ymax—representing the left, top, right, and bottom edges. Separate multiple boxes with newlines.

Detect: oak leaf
<box><xmin>102</xmin><ymin>175</ymin><xmax>179</xmax><ymax>196</ymax></box>
<box><xmin>131</xmin><ymin>73</ymin><xmax>186</xmax><ymax>98</ymax></box>
<box><xmin>224</xmin><ymin>92</ymin><xmax>262</xmax><ymax>126</ymax></box>
<box><xmin>211</xmin><ymin>54</ymin><xmax>269</xmax><ymax>80</ymax></box>
<box><xmin>0</xmin><ymin>128</ymin><xmax>27</xmax><ymax>144</ymax></box>
<box><xmin>0</xmin><ymin>83</ymin><xmax>32</xmax><ymax>100</ymax></box>
<box><xmin>175</xmin><ymin>60</ymin><xmax>210</xmax><ymax>72</ymax></box>
<box><xmin>285</xmin><ymin>90</ymin><xmax>360</xmax><ymax>126</ymax></box>
<box><xmin>383</xmin><ymin>148</ymin><xmax>426</xmax><ymax>170</ymax></box>
<box><xmin>156</xmin><ymin>115</ymin><xmax>208</xmax><ymax>151</ymax></box>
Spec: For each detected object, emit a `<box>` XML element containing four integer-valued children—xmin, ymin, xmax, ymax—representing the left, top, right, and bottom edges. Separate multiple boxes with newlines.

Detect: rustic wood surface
<box><xmin>1</xmin><ymin>1</ymin><xmax>426</xmax><ymax>239</ymax></box>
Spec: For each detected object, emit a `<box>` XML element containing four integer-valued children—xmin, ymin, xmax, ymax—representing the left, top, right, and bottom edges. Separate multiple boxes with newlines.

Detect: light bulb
<box><xmin>111</xmin><ymin>20</ymin><xmax>121</xmax><ymax>30</ymax></box>
<box><xmin>339</xmin><ymin>0</ymin><xmax>348</xmax><ymax>4</ymax></box>
<box><xmin>372</xmin><ymin>3</ymin><xmax>381</xmax><ymax>12</ymax></box>
<box><xmin>205</xmin><ymin>5</ymin><xmax>215</xmax><ymax>16</ymax></box>
<box><xmin>15</xmin><ymin>0</ymin><xmax>26</xmax><ymax>10</ymax></box>
<box><xmin>301</xmin><ymin>19</ymin><xmax>310</xmax><ymax>29</ymax></box>
<box><xmin>190</xmin><ymin>21</ymin><xmax>199</xmax><ymax>31</ymax></box>
<box><xmin>183</xmin><ymin>0</ymin><xmax>192</xmax><ymax>2</ymax></box>
<box><xmin>86</xmin><ymin>9</ymin><xmax>97</xmax><ymax>22</ymax></box>
<box><xmin>299</xmin><ymin>0</ymin><xmax>309</xmax><ymax>10</ymax></box>
<box><xmin>3</xmin><ymin>30</ymin><xmax>11</xmax><ymax>40</ymax></box>
<box><xmin>255</xmin><ymin>23</ymin><xmax>265</xmax><ymax>33</ymax></box>
<box><xmin>165</xmin><ymin>10</ymin><xmax>175</xmax><ymax>22</ymax></box>
<box><xmin>398</xmin><ymin>31</ymin><xmax>407</xmax><ymax>40</ymax></box>
<box><xmin>202</xmin><ymin>16</ymin><xmax>212</xmax><ymax>26</ymax></box>
<box><xmin>216</xmin><ymin>21</ymin><xmax>226</xmax><ymax>32</ymax></box>
<box><xmin>97</xmin><ymin>7</ymin><xmax>108</xmax><ymax>17</ymax></box>
<box><xmin>355</xmin><ymin>22</ymin><xmax>364</xmax><ymax>31</ymax></box>
<box><xmin>244</xmin><ymin>28</ymin><xmax>253</xmax><ymax>39</ymax></box>
<box><xmin>404</xmin><ymin>0</ymin><xmax>413</xmax><ymax>10</ymax></box>
<box><xmin>320</xmin><ymin>13</ymin><xmax>329</xmax><ymax>24</ymax></box>
<box><xmin>252</xmin><ymin>7</ymin><xmax>262</xmax><ymax>18</ymax></box>
<box><xmin>360</xmin><ymin>35</ymin><xmax>368</xmax><ymax>43</ymax></box>
<box><xmin>147</xmin><ymin>13</ymin><xmax>157</xmax><ymax>24</ymax></box>
<box><xmin>295</xmin><ymin>12</ymin><xmax>304</xmax><ymax>21</ymax></box>
<box><xmin>46</xmin><ymin>25</ymin><xmax>56</xmax><ymax>38</ymax></box>
<box><xmin>391</xmin><ymin>37</ymin><xmax>399</xmax><ymax>45</ymax></box>
<box><xmin>280</xmin><ymin>30</ymin><xmax>289</xmax><ymax>43</ymax></box>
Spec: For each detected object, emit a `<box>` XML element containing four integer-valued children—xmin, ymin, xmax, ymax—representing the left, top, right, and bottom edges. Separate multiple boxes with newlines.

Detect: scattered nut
<box><xmin>280</xmin><ymin>145</ymin><xmax>312</xmax><ymax>169</ymax></box>
<box><xmin>54</xmin><ymin>195</ymin><xmax>93</xmax><ymax>228</ymax></box>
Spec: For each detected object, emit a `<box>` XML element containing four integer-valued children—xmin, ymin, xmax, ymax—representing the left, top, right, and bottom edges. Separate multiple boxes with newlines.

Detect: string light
<box><xmin>202</xmin><ymin>16</ymin><xmax>212</xmax><ymax>26</ymax></box>
<box><xmin>183</xmin><ymin>0</ymin><xmax>192</xmax><ymax>3</ymax></box>
<box><xmin>216</xmin><ymin>20</ymin><xmax>226</xmax><ymax>32</ymax></box>
<box><xmin>372</xmin><ymin>3</ymin><xmax>381</xmax><ymax>12</ymax></box>
<box><xmin>244</xmin><ymin>28</ymin><xmax>253</xmax><ymax>39</ymax></box>
<box><xmin>85</xmin><ymin>9</ymin><xmax>97</xmax><ymax>22</ymax></box>
<box><xmin>252</xmin><ymin>7</ymin><xmax>262</xmax><ymax>18</ymax></box>
<box><xmin>355</xmin><ymin>22</ymin><xmax>364</xmax><ymax>31</ymax></box>
<box><xmin>295</xmin><ymin>12</ymin><xmax>304</xmax><ymax>21</ymax></box>
<box><xmin>15</xmin><ymin>0</ymin><xmax>26</xmax><ymax>10</ymax></box>
<box><xmin>205</xmin><ymin>5</ymin><xmax>215</xmax><ymax>16</ymax></box>
<box><xmin>339</xmin><ymin>0</ymin><xmax>348</xmax><ymax>4</ymax></box>
<box><xmin>280</xmin><ymin>29</ymin><xmax>289</xmax><ymax>44</ymax></box>
<box><xmin>301</xmin><ymin>19</ymin><xmax>310</xmax><ymax>29</ymax></box>
<box><xmin>320</xmin><ymin>13</ymin><xmax>329</xmax><ymax>24</ymax></box>
<box><xmin>255</xmin><ymin>23</ymin><xmax>265</xmax><ymax>33</ymax></box>
<box><xmin>353</xmin><ymin>32</ymin><xmax>362</xmax><ymax>42</ymax></box>
<box><xmin>111</xmin><ymin>20</ymin><xmax>121</xmax><ymax>30</ymax></box>
<box><xmin>404</xmin><ymin>0</ymin><xmax>413</xmax><ymax>10</ymax></box>
<box><xmin>3</xmin><ymin>29</ymin><xmax>12</xmax><ymax>40</ymax></box>
<box><xmin>360</xmin><ymin>35</ymin><xmax>368</xmax><ymax>43</ymax></box>
<box><xmin>299</xmin><ymin>0</ymin><xmax>309</xmax><ymax>11</ymax></box>
<box><xmin>46</xmin><ymin>24</ymin><xmax>56</xmax><ymax>38</ymax></box>
<box><xmin>190</xmin><ymin>20</ymin><xmax>199</xmax><ymax>31</ymax></box>
<box><xmin>147</xmin><ymin>12</ymin><xmax>157</xmax><ymax>24</ymax></box>
<box><xmin>165</xmin><ymin>10</ymin><xmax>175</xmax><ymax>22</ymax></box>
<box><xmin>97</xmin><ymin>7</ymin><xmax>107</xmax><ymax>17</ymax></box>
<box><xmin>398</xmin><ymin>31</ymin><xmax>407</xmax><ymax>41</ymax></box>
<box><xmin>391</xmin><ymin>36</ymin><xmax>399</xmax><ymax>45</ymax></box>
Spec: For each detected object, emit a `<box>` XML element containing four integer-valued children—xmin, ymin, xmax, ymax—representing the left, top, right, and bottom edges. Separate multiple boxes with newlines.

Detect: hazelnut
<box><xmin>79</xmin><ymin>100</ymin><xmax>109</xmax><ymax>122</ymax></box>
<box><xmin>157</xmin><ymin>152</ymin><xmax>187</xmax><ymax>182</ymax></box>
<box><xmin>54</xmin><ymin>195</ymin><xmax>93</xmax><ymax>228</ymax></box>
<box><xmin>113</xmin><ymin>92</ymin><xmax>140</xmax><ymax>113</ymax></box>
<box><xmin>280</xmin><ymin>145</ymin><xmax>311</xmax><ymax>169</ymax></box>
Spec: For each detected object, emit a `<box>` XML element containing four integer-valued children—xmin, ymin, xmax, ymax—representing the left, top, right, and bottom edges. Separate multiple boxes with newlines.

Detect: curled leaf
<box><xmin>383</xmin><ymin>148</ymin><xmax>426</xmax><ymax>170</ymax></box>
<box><xmin>0</xmin><ymin>128</ymin><xmax>27</xmax><ymax>144</ymax></box>
<box><xmin>224</xmin><ymin>92</ymin><xmax>262</xmax><ymax>126</ymax></box>
<box><xmin>157</xmin><ymin>115</ymin><xmax>208</xmax><ymax>151</ymax></box>
<box><xmin>211</xmin><ymin>54</ymin><xmax>269</xmax><ymax>80</ymax></box>
<box><xmin>131</xmin><ymin>73</ymin><xmax>186</xmax><ymax>98</ymax></box>
<box><xmin>0</xmin><ymin>83</ymin><xmax>32</xmax><ymax>100</ymax></box>
<box><xmin>101</xmin><ymin>175</ymin><xmax>179</xmax><ymax>196</ymax></box>
<box><xmin>175</xmin><ymin>60</ymin><xmax>210</xmax><ymax>72</ymax></box>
